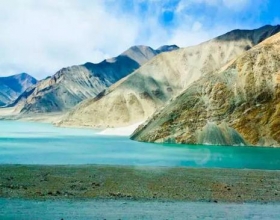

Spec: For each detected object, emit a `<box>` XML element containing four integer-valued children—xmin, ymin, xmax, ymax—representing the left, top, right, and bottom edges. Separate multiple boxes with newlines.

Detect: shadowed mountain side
<box><xmin>12</xmin><ymin>45</ymin><xmax>178</xmax><ymax>114</ymax></box>
<box><xmin>0</xmin><ymin>73</ymin><xmax>37</xmax><ymax>107</ymax></box>
<box><xmin>58</xmin><ymin>25</ymin><xmax>280</xmax><ymax>129</ymax></box>
<box><xmin>131</xmin><ymin>32</ymin><xmax>280</xmax><ymax>147</ymax></box>
<box><xmin>215</xmin><ymin>25</ymin><xmax>280</xmax><ymax>44</ymax></box>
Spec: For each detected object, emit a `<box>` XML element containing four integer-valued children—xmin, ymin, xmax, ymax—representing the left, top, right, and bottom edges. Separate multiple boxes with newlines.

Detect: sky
<box><xmin>0</xmin><ymin>0</ymin><xmax>279</xmax><ymax>79</ymax></box>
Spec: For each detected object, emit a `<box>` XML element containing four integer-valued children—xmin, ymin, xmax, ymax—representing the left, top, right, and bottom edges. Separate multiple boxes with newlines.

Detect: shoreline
<box><xmin>1</xmin><ymin>117</ymin><xmax>280</xmax><ymax>148</ymax></box>
<box><xmin>1</xmin><ymin>164</ymin><xmax>280</xmax><ymax>203</ymax></box>
<box><xmin>98</xmin><ymin>121</ymin><xmax>144</xmax><ymax>136</ymax></box>
<box><xmin>1</xmin><ymin>118</ymin><xmax>280</xmax><ymax>148</ymax></box>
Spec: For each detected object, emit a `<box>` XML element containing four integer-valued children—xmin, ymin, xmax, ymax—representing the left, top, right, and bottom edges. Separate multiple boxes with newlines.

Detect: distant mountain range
<box><xmin>131</xmin><ymin>30</ymin><xmax>280</xmax><ymax>147</ymax></box>
<box><xmin>1</xmin><ymin>24</ymin><xmax>280</xmax><ymax>147</ymax></box>
<box><xmin>0</xmin><ymin>73</ymin><xmax>37</xmax><ymax>106</ymax></box>
<box><xmin>10</xmin><ymin>45</ymin><xmax>178</xmax><ymax>114</ymax></box>
<box><xmin>58</xmin><ymin>25</ymin><xmax>280</xmax><ymax>130</ymax></box>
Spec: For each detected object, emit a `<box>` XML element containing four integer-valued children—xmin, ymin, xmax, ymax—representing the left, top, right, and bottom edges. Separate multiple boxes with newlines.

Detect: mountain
<box><xmin>58</xmin><ymin>25</ymin><xmax>280</xmax><ymax>128</ymax></box>
<box><xmin>131</xmin><ymin>31</ymin><xmax>280</xmax><ymax>147</ymax></box>
<box><xmin>0</xmin><ymin>73</ymin><xmax>37</xmax><ymax>106</ymax></box>
<box><xmin>13</xmin><ymin>45</ymin><xmax>178</xmax><ymax>114</ymax></box>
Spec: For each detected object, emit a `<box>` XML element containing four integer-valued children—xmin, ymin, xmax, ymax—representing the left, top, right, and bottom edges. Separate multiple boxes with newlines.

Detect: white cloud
<box><xmin>0</xmin><ymin>0</ymin><xmax>140</xmax><ymax>78</ymax></box>
<box><xmin>192</xmin><ymin>22</ymin><xmax>203</xmax><ymax>32</ymax></box>
<box><xmin>222</xmin><ymin>0</ymin><xmax>249</xmax><ymax>9</ymax></box>
<box><xmin>0</xmin><ymin>0</ymin><xmax>272</xmax><ymax>79</ymax></box>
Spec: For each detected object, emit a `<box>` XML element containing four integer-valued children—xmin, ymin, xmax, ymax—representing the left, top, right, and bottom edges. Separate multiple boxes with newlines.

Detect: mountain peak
<box><xmin>0</xmin><ymin>72</ymin><xmax>37</xmax><ymax>106</ymax></box>
<box><xmin>120</xmin><ymin>45</ymin><xmax>157</xmax><ymax>64</ymax></box>
<box><xmin>131</xmin><ymin>27</ymin><xmax>280</xmax><ymax>147</ymax></box>
<box><xmin>13</xmin><ymin>72</ymin><xmax>37</xmax><ymax>82</ymax></box>
<box><xmin>126</xmin><ymin>45</ymin><xmax>153</xmax><ymax>51</ymax></box>
<box><xmin>59</xmin><ymin>24</ymin><xmax>280</xmax><ymax>130</ymax></box>
<box><xmin>215</xmin><ymin>24</ymin><xmax>280</xmax><ymax>45</ymax></box>
<box><xmin>156</xmin><ymin>45</ymin><xmax>179</xmax><ymax>53</ymax></box>
<box><xmin>11</xmin><ymin>43</ymin><xmax>177</xmax><ymax>114</ymax></box>
<box><xmin>120</xmin><ymin>44</ymin><xmax>179</xmax><ymax>65</ymax></box>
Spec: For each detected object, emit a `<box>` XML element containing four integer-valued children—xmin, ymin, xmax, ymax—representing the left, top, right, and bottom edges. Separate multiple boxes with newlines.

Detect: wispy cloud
<box><xmin>0</xmin><ymin>0</ymin><xmax>276</xmax><ymax>78</ymax></box>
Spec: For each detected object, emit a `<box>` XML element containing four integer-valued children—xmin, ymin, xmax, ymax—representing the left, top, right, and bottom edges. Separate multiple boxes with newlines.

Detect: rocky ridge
<box><xmin>58</xmin><ymin>25</ymin><xmax>280</xmax><ymax>128</ymax></box>
<box><xmin>0</xmin><ymin>73</ymin><xmax>37</xmax><ymax>106</ymax></box>
<box><xmin>13</xmin><ymin>45</ymin><xmax>178</xmax><ymax>114</ymax></box>
<box><xmin>131</xmin><ymin>32</ymin><xmax>280</xmax><ymax>147</ymax></box>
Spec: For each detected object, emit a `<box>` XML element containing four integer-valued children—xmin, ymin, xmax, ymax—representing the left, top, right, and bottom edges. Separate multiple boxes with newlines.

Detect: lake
<box><xmin>1</xmin><ymin>120</ymin><xmax>280</xmax><ymax>169</ymax></box>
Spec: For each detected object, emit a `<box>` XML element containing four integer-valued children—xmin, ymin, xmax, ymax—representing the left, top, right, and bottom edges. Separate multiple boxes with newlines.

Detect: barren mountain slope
<box><xmin>131</xmin><ymin>32</ymin><xmax>280</xmax><ymax>147</ymax></box>
<box><xmin>0</xmin><ymin>73</ymin><xmax>37</xmax><ymax>106</ymax></box>
<box><xmin>59</xmin><ymin>25</ymin><xmax>280</xmax><ymax>128</ymax></box>
<box><xmin>13</xmin><ymin>45</ymin><xmax>177</xmax><ymax>114</ymax></box>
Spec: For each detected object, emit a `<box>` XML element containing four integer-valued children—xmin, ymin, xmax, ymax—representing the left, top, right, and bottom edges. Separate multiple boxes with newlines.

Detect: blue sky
<box><xmin>0</xmin><ymin>0</ymin><xmax>279</xmax><ymax>78</ymax></box>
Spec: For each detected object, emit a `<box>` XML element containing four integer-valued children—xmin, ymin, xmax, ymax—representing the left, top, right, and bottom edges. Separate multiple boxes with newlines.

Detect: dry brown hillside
<box><xmin>58</xmin><ymin>25</ymin><xmax>280</xmax><ymax>128</ymax></box>
<box><xmin>11</xmin><ymin>45</ymin><xmax>177</xmax><ymax>115</ymax></box>
<box><xmin>131</xmin><ymin>32</ymin><xmax>280</xmax><ymax>147</ymax></box>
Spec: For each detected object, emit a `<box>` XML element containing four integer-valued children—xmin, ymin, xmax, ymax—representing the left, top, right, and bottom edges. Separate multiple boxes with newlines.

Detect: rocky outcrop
<box><xmin>131</xmin><ymin>32</ymin><xmax>280</xmax><ymax>147</ymax></box>
<box><xmin>58</xmin><ymin>25</ymin><xmax>280</xmax><ymax>128</ymax></box>
<box><xmin>14</xmin><ymin>45</ymin><xmax>178</xmax><ymax>114</ymax></box>
<box><xmin>196</xmin><ymin>122</ymin><xmax>247</xmax><ymax>146</ymax></box>
<box><xmin>0</xmin><ymin>73</ymin><xmax>37</xmax><ymax>106</ymax></box>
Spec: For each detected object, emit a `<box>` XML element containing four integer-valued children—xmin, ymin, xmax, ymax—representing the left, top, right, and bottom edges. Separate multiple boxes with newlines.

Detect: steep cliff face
<box><xmin>14</xmin><ymin>45</ymin><xmax>177</xmax><ymax>114</ymax></box>
<box><xmin>0</xmin><ymin>73</ymin><xmax>37</xmax><ymax>106</ymax></box>
<box><xmin>131</xmin><ymin>32</ymin><xmax>280</xmax><ymax>147</ymax></box>
<box><xmin>58</xmin><ymin>25</ymin><xmax>280</xmax><ymax>128</ymax></box>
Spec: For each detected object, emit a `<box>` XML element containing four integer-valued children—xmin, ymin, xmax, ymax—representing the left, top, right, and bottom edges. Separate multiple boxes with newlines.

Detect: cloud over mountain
<box><xmin>0</xmin><ymin>0</ymin><xmax>278</xmax><ymax>78</ymax></box>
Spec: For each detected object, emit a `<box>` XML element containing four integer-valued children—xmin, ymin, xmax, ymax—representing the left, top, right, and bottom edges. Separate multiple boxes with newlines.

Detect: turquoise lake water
<box><xmin>1</xmin><ymin>120</ymin><xmax>280</xmax><ymax>169</ymax></box>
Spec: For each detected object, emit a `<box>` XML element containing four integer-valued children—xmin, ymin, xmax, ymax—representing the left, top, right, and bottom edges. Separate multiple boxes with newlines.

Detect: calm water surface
<box><xmin>1</xmin><ymin>120</ymin><xmax>280</xmax><ymax>169</ymax></box>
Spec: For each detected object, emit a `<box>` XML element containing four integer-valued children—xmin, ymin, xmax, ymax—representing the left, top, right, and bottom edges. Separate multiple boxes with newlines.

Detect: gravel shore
<box><xmin>0</xmin><ymin>165</ymin><xmax>280</xmax><ymax>203</ymax></box>
<box><xmin>2</xmin><ymin>199</ymin><xmax>280</xmax><ymax>220</ymax></box>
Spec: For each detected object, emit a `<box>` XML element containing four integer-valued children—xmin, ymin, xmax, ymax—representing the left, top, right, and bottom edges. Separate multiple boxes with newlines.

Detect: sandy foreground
<box><xmin>0</xmin><ymin>165</ymin><xmax>280</xmax><ymax>203</ymax></box>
